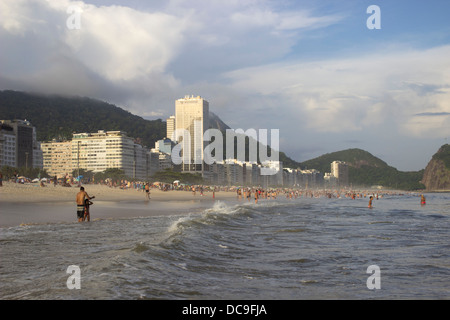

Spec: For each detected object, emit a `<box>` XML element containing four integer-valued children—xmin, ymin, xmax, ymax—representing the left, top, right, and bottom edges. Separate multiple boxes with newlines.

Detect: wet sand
<box><xmin>0</xmin><ymin>182</ymin><xmax>237</xmax><ymax>227</ymax></box>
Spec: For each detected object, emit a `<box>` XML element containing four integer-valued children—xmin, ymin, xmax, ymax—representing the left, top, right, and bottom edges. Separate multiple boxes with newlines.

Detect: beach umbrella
<box><xmin>32</xmin><ymin>178</ymin><xmax>39</xmax><ymax>182</ymax></box>
<box><xmin>18</xmin><ymin>176</ymin><xmax>27</xmax><ymax>179</ymax></box>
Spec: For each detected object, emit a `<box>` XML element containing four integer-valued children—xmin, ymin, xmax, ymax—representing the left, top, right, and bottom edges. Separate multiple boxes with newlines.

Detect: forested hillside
<box><xmin>0</xmin><ymin>90</ymin><xmax>166</xmax><ymax>147</ymax></box>
<box><xmin>300</xmin><ymin>148</ymin><xmax>425</xmax><ymax>190</ymax></box>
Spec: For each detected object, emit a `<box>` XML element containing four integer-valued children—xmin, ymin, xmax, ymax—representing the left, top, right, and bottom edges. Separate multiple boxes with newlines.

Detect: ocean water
<box><xmin>1</xmin><ymin>192</ymin><xmax>449</xmax><ymax>300</ymax></box>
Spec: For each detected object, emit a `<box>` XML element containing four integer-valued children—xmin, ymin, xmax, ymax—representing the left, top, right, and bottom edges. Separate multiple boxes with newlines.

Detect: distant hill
<box><xmin>421</xmin><ymin>144</ymin><xmax>450</xmax><ymax>191</ymax></box>
<box><xmin>299</xmin><ymin>148</ymin><xmax>388</xmax><ymax>173</ymax></box>
<box><xmin>0</xmin><ymin>90</ymin><xmax>166</xmax><ymax>147</ymax></box>
<box><xmin>300</xmin><ymin>148</ymin><xmax>425</xmax><ymax>190</ymax></box>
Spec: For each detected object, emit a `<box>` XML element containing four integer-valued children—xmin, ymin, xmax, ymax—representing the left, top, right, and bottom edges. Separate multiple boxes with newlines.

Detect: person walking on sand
<box><xmin>76</xmin><ymin>186</ymin><xmax>94</xmax><ymax>222</ymax></box>
<box><xmin>145</xmin><ymin>182</ymin><xmax>150</xmax><ymax>199</ymax></box>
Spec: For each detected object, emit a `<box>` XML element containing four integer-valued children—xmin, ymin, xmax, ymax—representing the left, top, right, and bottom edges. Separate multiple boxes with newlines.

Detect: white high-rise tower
<box><xmin>174</xmin><ymin>95</ymin><xmax>209</xmax><ymax>173</ymax></box>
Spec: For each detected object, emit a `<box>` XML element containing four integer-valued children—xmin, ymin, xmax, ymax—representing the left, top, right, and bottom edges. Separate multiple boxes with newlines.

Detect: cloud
<box><xmin>0</xmin><ymin>0</ymin><xmax>344</xmax><ymax>117</ymax></box>
<box><xmin>64</xmin><ymin>4</ymin><xmax>188</xmax><ymax>80</ymax></box>
<box><xmin>414</xmin><ymin>112</ymin><xmax>450</xmax><ymax>117</ymax></box>
<box><xmin>223</xmin><ymin>45</ymin><xmax>450</xmax><ymax>138</ymax></box>
<box><xmin>0</xmin><ymin>0</ymin><xmax>189</xmax><ymax>79</ymax></box>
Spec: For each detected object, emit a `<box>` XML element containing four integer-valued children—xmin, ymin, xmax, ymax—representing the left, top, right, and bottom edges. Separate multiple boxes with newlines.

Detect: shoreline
<box><xmin>0</xmin><ymin>181</ymin><xmax>440</xmax><ymax>228</ymax></box>
<box><xmin>0</xmin><ymin>182</ymin><xmax>237</xmax><ymax>228</ymax></box>
<box><xmin>0</xmin><ymin>181</ymin><xmax>237</xmax><ymax>203</ymax></box>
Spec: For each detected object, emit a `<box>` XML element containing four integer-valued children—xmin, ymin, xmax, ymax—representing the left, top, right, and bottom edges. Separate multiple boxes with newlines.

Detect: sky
<box><xmin>1</xmin><ymin>0</ymin><xmax>450</xmax><ymax>171</ymax></box>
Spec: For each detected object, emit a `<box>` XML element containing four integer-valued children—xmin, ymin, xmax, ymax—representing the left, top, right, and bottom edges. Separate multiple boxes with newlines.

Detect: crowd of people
<box><xmin>0</xmin><ymin>169</ymin><xmax>426</xmax><ymax>214</ymax></box>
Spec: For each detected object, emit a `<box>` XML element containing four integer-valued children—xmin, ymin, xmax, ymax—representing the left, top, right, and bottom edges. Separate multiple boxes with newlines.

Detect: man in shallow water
<box><xmin>76</xmin><ymin>186</ymin><xmax>94</xmax><ymax>222</ymax></box>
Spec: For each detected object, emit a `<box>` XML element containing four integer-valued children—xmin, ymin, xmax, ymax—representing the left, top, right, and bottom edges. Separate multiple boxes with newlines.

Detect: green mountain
<box><xmin>300</xmin><ymin>148</ymin><xmax>425</xmax><ymax>190</ymax></box>
<box><xmin>0</xmin><ymin>90</ymin><xmax>165</xmax><ymax>147</ymax></box>
<box><xmin>299</xmin><ymin>148</ymin><xmax>387</xmax><ymax>173</ymax></box>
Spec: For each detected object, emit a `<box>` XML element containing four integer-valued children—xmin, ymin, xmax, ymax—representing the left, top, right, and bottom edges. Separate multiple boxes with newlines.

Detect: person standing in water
<box><xmin>83</xmin><ymin>197</ymin><xmax>94</xmax><ymax>222</ymax></box>
<box><xmin>421</xmin><ymin>194</ymin><xmax>426</xmax><ymax>205</ymax></box>
<box><xmin>76</xmin><ymin>186</ymin><xmax>94</xmax><ymax>222</ymax></box>
<box><xmin>368</xmin><ymin>196</ymin><xmax>373</xmax><ymax>209</ymax></box>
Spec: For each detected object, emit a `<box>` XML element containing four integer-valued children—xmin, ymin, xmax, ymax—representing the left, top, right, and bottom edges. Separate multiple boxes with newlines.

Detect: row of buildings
<box><xmin>0</xmin><ymin>120</ymin><xmax>43</xmax><ymax>169</ymax></box>
<box><xmin>165</xmin><ymin>95</ymin><xmax>349</xmax><ymax>187</ymax></box>
<box><xmin>1</xmin><ymin>95</ymin><xmax>349</xmax><ymax>187</ymax></box>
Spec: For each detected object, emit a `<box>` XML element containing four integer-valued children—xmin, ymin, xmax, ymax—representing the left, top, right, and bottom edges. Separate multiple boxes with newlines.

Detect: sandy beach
<box><xmin>0</xmin><ymin>182</ymin><xmax>237</xmax><ymax>227</ymax></box>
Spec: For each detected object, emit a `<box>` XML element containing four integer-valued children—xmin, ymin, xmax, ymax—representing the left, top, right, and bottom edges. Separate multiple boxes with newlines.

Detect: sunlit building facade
<box><xmin>174</xmin><ymin>95</ymin><xmax>209</xmax><ymax>173</ymax></box>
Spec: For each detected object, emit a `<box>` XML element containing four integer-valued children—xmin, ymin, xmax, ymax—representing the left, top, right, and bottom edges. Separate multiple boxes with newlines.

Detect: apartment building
<box><xmin>41</xmin><ymin>140</ymin><xmax>72</xmax><ymax>178</ymax></box>
<box><xmin>71</xmin><ymin>130</ymin><xmax>140</xmax><ymax>178</ymax></box>
<box><xmin>0</xmin><ymin>119</ymin><xmax>42</xmax><ymax>168</ymax></box>
<box><xmin>0</xmin><ymin>123</ymin><xmax>16</xmax><ymax>167</ymax></box>
<box><xmin>331</xmin><ymin>160</ymin><xmax>349</xmax><ymax>187</ymax></box>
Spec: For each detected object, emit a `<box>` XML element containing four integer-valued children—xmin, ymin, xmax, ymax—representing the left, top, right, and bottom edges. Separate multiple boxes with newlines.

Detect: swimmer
<box><xmin>368</xmin><ymin>196</ymin><xmax>373</xmax><ymax>209</ymax></box>
<box><xmin>421</xmin><ymin>194</ymin><xmax>426</xmax><ymax>205</ymax></box>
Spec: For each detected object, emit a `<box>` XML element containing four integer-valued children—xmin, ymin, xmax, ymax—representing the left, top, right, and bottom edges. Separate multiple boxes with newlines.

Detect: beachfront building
<box><xmin>331</xmin><ymin>160</ymin><xmax>349</xmax><ymax>187</ymax></box>
<box><xmin>166</xmin><ymin>115</ymin><xmax>175</xmax><ymax>141</ymax></box>
<box><xmin>282</xmin><ymin>168</ymin><xmax>324</xmax><ymax>188</ymax></box>
<box><xmin>155</xmin><ymin>138</ymin><xmax>175</xmax><ymax>155</ymax></box>
<box><xmin>71</xmin><ymin>130</ymin><xmax>147</xmax><ymax>179</ymax></box>
<box><xmin>147</xmin><ymin>150</ymin><xmax>160</xmax><ymax>177</ymax></box>
<box><xmin>152</xmin><ymin>138</ymin><xmax>175</xmax><ymax>171</ymax></box>
<box><xmin>41</xmin><ymin>140</ymin><xmax>72</xmax><ymax>178</ymax></box>
<box><xmin>283</xmin><ymin>168</ymin><xmax>297</xmax><ymax>187</ymax></box>
<box><xmin>261</xmin><ymin>161</ymin><xmax>283</xmax><ymax>187</ymax></box>
<box><xmin>323</xmin><ymin>172</ymin><xmax>338</xmax><ymax>187</ymax></box>
<box><xmin>0</xmin><ymin>123</ymin><xmax>16</xmax><ymax>167</ymax></box>
<box><xmin>207</xmin><ymin>162</ymin><xmax>226</xmax><ymax>185</ymax></box>
<box><xmin>223</xmin><ymin>159</ymin><xmax>245</xmax><ymax>186</ymax></box>
<box><xmin>0</xmin><ymin>119</ymin><xmax>42</xmax><ymax>169</ymax></box>
<box><xmin>33</xmin><ymin>141</ymin><xmax>43</xmax><ymax>169</ymax></box>
<box><xmin>300</xmin><ymin>169</ymin><xmax>323</xmax><ymax>188</ymax></box>
<box><xmin>158</xmin><ymin>152</ymin><xmax>173</xmax><ymax>171</ymax></box>
<box><xmin>174</xmin><ymin>95</ymin><xmax>209</xmax><ymax>174</ymax></box>
<box><xmin>133</xmin><ymin>143</ymin><xmax>148</xmax><ymax>179</ymax></box>
<box><xmin>244</xmin><ymin>162</ymin><xmax>260</xmax><ymax>186</ymax></box>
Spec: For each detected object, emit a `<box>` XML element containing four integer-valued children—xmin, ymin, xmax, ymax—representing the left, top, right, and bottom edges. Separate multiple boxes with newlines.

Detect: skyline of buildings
<box><xmin>1</xmin><ymin>95</ymin><xmax>350</xmax><ymax>187</ymax></box>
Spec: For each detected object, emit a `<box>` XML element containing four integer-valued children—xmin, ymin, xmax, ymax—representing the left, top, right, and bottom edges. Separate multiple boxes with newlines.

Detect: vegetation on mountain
<box><xmin>300</xmin><ymin>148</ymin><xmax>425</xmax><ymax>190</ymax></box>
<box><xmin>299</xmin><ymin>148</ymin><xmax>387</xmax><ymax>172</ymax></box>
<box><xmin>0</xmin><ymin>90</ymin><xmax>165</xmax><ymax>147</ymax></box>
